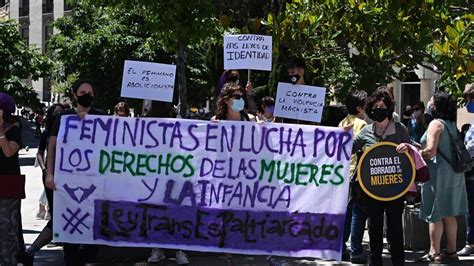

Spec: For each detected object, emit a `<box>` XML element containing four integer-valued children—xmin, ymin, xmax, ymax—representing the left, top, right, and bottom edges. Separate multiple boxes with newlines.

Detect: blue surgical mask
<box><xmin>467</xmin><ymin>101</ymin><xmax>474</xmax><ymax>113</ymax></box>
<box><xmin>231</xmin><ymin>98</ymin><xmax>245</xmax><ymax>112</ymax></box>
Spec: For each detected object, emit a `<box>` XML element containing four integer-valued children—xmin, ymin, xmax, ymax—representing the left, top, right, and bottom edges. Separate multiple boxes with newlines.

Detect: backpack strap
<box><xmin>436</xmin><ymin>119</ymin><xmax>456</xmax><ymax>164</ymax></box>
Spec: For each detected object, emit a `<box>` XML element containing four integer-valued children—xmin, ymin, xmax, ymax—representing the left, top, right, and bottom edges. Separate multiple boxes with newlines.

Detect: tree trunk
<box><xmin>177</xmin><ymin>41</ymin><xmax>188</xmax><ymax>118</ymax></box>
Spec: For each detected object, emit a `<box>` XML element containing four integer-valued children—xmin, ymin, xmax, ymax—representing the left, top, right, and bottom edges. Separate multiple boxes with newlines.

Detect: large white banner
<box><xmin>224</xmin><ymin>34</ymin><xmax>272</xmax><ymax>71</ymax></box>
<box><xmin>274</xmin><ymin>82</ymin><xmax>327</xmax><ymax>123</ymax></box>
<box><xmin>120</xmin><ymin>60</ymin><xmax>176</xmax><ymax>102</ymax></box>
<box><xmin>53</xmin><ymin>115</ymin><xmax>352</xmax><ymax>260</ymax></box>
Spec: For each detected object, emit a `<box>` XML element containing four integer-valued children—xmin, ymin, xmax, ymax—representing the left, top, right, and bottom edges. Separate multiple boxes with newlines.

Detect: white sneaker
<box><xmin>148</xmin><ymin>248</ymin><xmax>166</xmax><ymax>263</ymax></box>
<box><xmin>175</xmin><ymin>250</ymin><xmax>189</xmax><ymax>265</ymax></box>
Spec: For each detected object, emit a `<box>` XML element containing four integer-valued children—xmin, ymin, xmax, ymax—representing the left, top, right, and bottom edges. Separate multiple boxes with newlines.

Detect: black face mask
<box><xmin>77</xmin><ymin>94</ymin><xmax>94</xmax><ymax>108</ymax></box>
<box><xmin>288</xmin><ymin>74</ymin><xmax>300</xmax><ymax>84</ymax></box>
<box><xmin>228</xmin><ymin>75</ymin><xmax>239</xmax><ymax>84</ymax></box>
<box><xmin>371</xmin><ymin>108</ymin><xmax>389</xmax><ymax>122</ymax></box>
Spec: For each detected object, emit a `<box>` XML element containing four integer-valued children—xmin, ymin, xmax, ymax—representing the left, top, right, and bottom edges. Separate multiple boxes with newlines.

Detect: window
<box><xmin>64</xmin><ymin>0</ymin><xmax>71</xmax><ymax>11</ymax></box>
<box><xmin>44</xmin><ymin>24</ymin><xmax>54</xmax><ymax>53</ymax></box>
<box><xmin>42</xmin><ymin>0</ymin><xmax>53</xmax><ymax>14</ymax></box>
<box><xmin>20</xmin><ymin>26</ymin><xmax>29</xmax><ymax>45</ymax></box>
<box><xmin>19</xmin><ymin>0</ymin><xmax>29</xmax><ymax>17</ymax></box>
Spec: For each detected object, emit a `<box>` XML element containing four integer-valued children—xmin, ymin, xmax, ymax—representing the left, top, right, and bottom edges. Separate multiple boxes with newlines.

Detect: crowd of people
<box><xmin>0</xmin><ymin>60</ymin><xmax>473</xmax><ymax>266</ymax></box>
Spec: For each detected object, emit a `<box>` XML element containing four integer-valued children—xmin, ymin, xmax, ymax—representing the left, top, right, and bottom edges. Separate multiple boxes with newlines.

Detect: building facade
<box><xmin>389</xmin><ymin>65</ymin><xmax>473</xmax><ymax>129</ymax></box>
<box><xmin>1</xmin><ymin>0</ymin><xmax>71</xmax><ymax>102</ymax></box>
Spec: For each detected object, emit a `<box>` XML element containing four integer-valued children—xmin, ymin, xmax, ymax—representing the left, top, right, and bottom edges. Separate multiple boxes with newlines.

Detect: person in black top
<box><xmin>24</xmin><ymin>103</ymin><xmax>65</xmax><ymax>263</ymax></box>
<box><xmin>0</xmin><ymin>93</ymin><xmax>23</xmax><ymax>265</ymax></box>
<box><xmin>46</xmin><ymin>79</ymin><xmax>105</xmax><ymax>266</ymax></box>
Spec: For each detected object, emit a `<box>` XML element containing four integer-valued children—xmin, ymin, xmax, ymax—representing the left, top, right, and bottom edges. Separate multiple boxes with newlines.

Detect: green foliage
<box><xmin>263</xmin><ymin>0</ymin><xmax>473</xmax><ymax>99</ymax></box>
<box><xmin>0</xmin><ymin>19</ymin><xmax>52</xmax><ymax>110</ymax></box>
<box><xmin>49</xmin><ymin>3</ymin><xmax>174</xmax><ymax>111</ymax></box>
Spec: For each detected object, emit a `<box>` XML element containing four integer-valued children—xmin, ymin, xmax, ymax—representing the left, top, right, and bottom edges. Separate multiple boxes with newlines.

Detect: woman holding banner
<box><xmin>212</xmin><ymin>82</ymin><xmax>256</xmax><ymax>265</ymax></box>
<box><xmin>352</xmin><ymin>88</ymin><xmax>410</xmax><ymax>266</ymax></box>
<box><xmin>212</xmin><ymin>82</ymin><xmax>256</xmax><ymax>122</ymax></box>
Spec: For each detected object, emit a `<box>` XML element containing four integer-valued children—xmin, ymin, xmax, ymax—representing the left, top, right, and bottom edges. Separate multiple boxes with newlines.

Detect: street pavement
<box><xmin>18</xmin><ymin>118</ymin><xmax>474</xmax><ymax>265</ymax></box>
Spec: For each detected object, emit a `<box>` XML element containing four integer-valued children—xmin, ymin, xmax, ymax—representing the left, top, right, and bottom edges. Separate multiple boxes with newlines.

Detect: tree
<box><xmin>86</xmin><ymin>0</ymin><xmax>221</xmax><ymax>117</ymax></box>
<box><xmin>0</xmin><ymin>19</ymin><xmax>52</xmax><ymax>110</ymax></box>
<box><xmin>49</xmin><ymin>3</ymin><xmax>174</xmax><ymax>111</ymax></box>
<box><xmin>263</xmin><ymin>0</ymin><xmax>473</xmax><ymax>99</ymax></box>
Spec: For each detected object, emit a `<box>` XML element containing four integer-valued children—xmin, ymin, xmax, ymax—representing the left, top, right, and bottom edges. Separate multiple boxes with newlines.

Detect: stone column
<box><xmin>420</xmin><ymin>79</ymin><xmax>432</xmax><ymax>104</ymax></box>
<box><xmin>29</xmin><ymin>0</ymin><xmax>44</xmax><ymax>101</ymax></box>
<box><xmin>53</xmin><ymin>0</ymin><xmax>63</xmax><ymax>34</ymax></box>
<box><xmin>9</xmin><ymin>0</ymin><xmax>19</xmax><ymax>20</ymax></box>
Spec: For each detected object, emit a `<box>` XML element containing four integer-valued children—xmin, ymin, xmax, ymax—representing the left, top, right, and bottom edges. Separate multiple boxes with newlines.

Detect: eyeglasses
<box><xmin>231</xmin><ymin>94</ymin><xmax>243</xmax><ymax>100</ymax></box>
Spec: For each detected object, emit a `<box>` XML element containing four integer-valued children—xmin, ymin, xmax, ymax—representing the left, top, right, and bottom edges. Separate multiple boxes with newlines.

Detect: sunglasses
<box><xmin>231</xmin><ymin>94</ymin><xmax>244</xmax><ymax>100</ymax></box>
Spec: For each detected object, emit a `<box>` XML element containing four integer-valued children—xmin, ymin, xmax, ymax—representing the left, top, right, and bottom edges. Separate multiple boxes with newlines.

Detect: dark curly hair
<box><xmin>215</xmin><ymin>82</ymin><xmax>246</xmax><ymax>120</ymax></box>
<box><xmin>366</xmin><ymin>86</ymin><xmax>394</xmax><ymax>121</ymax></box>
<box><xmin>345</xmin><ymin>90</ymin><xmax>367</xmax><ymax>115</ymax></box>
<box><xmin>432</xmin><ymin>91</ymin><xmax>457</xmax><ymax>122</ymax></box>
<box><xmin>258</xmin><ymin>96</ymin><xmax>275</xmax><ymax>113</ymax></box>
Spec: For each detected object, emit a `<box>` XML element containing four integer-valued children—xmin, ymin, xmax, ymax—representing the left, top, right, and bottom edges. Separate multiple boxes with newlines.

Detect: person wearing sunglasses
<box><xmin>212</xmin><ymin>82</ymin><xmax>256</xmax><ymax>122</ymax></box>
<box><xmin>211</xmin><ymin>82</ymin><xmax>255</xmax><ymax>265</ymax></box>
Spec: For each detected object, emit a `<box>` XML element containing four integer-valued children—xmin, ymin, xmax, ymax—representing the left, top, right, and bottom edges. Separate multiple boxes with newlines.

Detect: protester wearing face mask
<box><xmin>216</xmin><ymin>70</ymin><xmax>257</xmax><ymax>115</ymax></box>
<box><xmin>45</xmin><ymin>79</ymin><xmax>105</xmax><ymax>265</ymax></box>
<box><xmin>211</xmin><ymin>82</ymin><xmax>256</xmax><ymax>122</ymax></box>
<box><xmin>276</xmin><ymin>58</ymin><xmax>313</xmax><ymax>125</ymax></box>
<box><xmin>352</xmin><ymin>87</ymin><xmax>410</xmax><ymax>266</ymax></box>
<box><xmin>417</xmin><ymin>92</ymin><xmax>468</xmax><ymax>263</ymax></box>
<box><xmin>210</xmin><ymin>82</ymin><xmax>255</xmax><ymax>265</ymax></box>
<box><xmin>458</xmin><ymin>83</ymin><xmax>474</xmax><ymax>257</ymax></box>
<box><xmin>408</xmin><ymin>101</ymin><xmax>427</xmax><ymax>143</ymax></box>
<box><xmin>257</xmin><ymin>96</ymin><xmax>275</xmax><ymax>123</ymax></box>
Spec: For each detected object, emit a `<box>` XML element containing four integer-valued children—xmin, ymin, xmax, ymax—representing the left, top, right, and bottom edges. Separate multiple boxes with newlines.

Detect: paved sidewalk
<box><xmin>18</xmin><ymin>118</ymin><xmax>474</xmax><ymax>265</ymax></box>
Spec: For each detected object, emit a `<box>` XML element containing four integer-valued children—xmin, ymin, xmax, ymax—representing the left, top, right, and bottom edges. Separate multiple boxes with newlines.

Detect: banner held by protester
<box><xmin>121</xmin><ymin>60</ymin><xmax>176</xmax><ymax>102</ymax></box>
<box><xmin>53</xmin><ymin>115</ymin><xmax>353</xmax><ymax>260</ymax></box>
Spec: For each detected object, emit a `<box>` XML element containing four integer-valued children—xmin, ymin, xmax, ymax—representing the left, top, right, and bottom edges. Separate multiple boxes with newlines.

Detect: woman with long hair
<box><xmin>418</xmin><ymin>91</ymin><xmax>468</xmax><ymax>263</ymax></box>
<box><xmin>212</xmin><ymin>82</ymin><xmax>255</xmax><ymax>265</ymax></box>
<box><xmin>212</xmin><ymin>82</ymin><xmax>256</xmax><ymax>122</ymax></box>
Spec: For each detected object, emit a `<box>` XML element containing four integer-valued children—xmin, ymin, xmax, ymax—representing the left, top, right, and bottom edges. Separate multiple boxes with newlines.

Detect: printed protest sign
<box><xmin>224</xmin><ymin>34</ymin><xmax>272</xmax><ymax>71</ymax></box>
<box><xmin>357</xmin><ymin>142</ymin><xmax>415</xmax><ymax>201</ymax></box>
<box><xmin>53</xmin><ymin>115</ymin><xmax>353</xmax><ymax>260</ymax></box>
<box><xmin>274</xmin><ymin>82</ymin><xmax>326</xmax><ymax>123</ymax></box>
<box><xmin>121</xmin><ymin>60</ymin><xmax>176</xmax><ymax>102</ymax></box>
